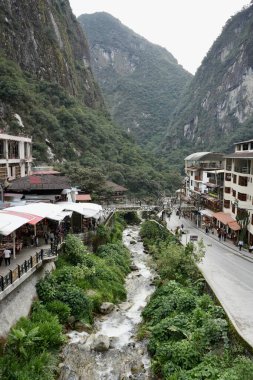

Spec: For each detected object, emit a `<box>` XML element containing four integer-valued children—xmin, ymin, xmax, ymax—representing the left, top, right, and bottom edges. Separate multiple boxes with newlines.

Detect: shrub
<box><xmin>46</xmin><ymin>300</ymin><xmax>71</xmax><ymax>324</ymax></box>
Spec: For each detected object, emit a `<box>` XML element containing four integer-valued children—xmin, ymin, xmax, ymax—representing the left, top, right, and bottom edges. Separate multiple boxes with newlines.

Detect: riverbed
<box><xmin>58</xmin><ymin>225</ymin><xmax>156</xmax><ymax>380</ymax></box>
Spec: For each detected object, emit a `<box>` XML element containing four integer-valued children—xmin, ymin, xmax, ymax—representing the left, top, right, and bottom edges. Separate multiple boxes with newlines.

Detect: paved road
<box><xmin>166</xmin><ymin>210</ymin><xmax>253</xmax><ymax>347</ymax></box>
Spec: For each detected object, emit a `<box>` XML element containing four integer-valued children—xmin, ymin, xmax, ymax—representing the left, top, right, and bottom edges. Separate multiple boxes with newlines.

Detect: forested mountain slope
<box><xmin>162</xmin><ymin>3</ymin><xmax>253</xmax><ymax>164</ymax></box>
<box><xmin>78</xmin><ymin>12</ymin><xmax>192</xmax><ymax>148</ymax></box>
<box><xmin>0</xmin><ymin>0</ymin><xmax>181</xmax><ymax>196</ymax></box>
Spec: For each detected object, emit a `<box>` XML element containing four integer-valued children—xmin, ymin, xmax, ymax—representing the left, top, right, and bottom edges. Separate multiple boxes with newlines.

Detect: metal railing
<box><xmin>0</xmin><ymin>247</ymin><xmax>57</xmax><ymax>293</ymax></box>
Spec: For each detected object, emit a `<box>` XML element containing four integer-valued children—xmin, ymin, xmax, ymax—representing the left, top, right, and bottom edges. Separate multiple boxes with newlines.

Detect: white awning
<box><xmin>0</xmin><ymin>213</ymin><xmax>30</xmax><ymax>236</ymax></box>
<box><xmin>0</xmin><ymin>201</ymin><xmax>103</xmax><ymax>236</ymax></box>
<box><xmin>57</xmin><ymin>202</ymin><xmax>102</xmax><ymax>219</ymax></box>
<box><xmin>200</xmin><ymin>209</ymin><xmax>214</xmax><ymax>218</ymax></box>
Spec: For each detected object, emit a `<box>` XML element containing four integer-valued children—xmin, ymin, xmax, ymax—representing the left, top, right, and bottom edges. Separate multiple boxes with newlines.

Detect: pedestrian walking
<box><xmin>205</xmin><ymin>226</ymin><xmax>209</xmax><ymax>234</ymax></box>
<box><xmin>223</xmin><ymin>231</ymin><xmax>227</xmax><ymax>241</ymax></box>
<box><xmin>238</xmin><ymin>240</ymin><xmax>243</xmax><ymax>251</ymax></box>
<box><xmin>218</xmin><ymin>232</ymin><xmax>222</xmax><ymax>241</ymax></box>
<box><xmin>4</xmin><ymin>248</ymin><xmax>11</xmax><ymax>266</ymax></box>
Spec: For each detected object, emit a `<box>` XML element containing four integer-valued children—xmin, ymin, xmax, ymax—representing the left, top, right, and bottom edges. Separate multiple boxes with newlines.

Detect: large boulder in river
<box><xmin>130</xmin><ymin>263</ymin><xmax>139</xmax><ymax>271</ymax></box>
<box><xmin>100</xmin><ymin>302</ymin><xmax>114</xmax><ymax>314</ymax></box>
<box><xmin>93</xmin><ymin>334</ymin><xmax>110</xmax><ymax>352</ymax></box>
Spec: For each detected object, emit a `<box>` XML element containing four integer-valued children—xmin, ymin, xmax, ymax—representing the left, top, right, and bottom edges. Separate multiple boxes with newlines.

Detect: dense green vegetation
<box><xmin>139</xmin><ymin>221</ymin><xmax>253</xmax><ymax>379</ymax></box>
<box><xmin>79</xmin><ymin>12</ymin><xmax>192</xmax><ymax>150</ymax></box>
<box><xmin>0</xmin><ymin>54</ymin><xmax>181</xmax><ymax>196</ymax></box>
<box><xmin>0</xmin><ymin>213</ymin><xmax>131</xmax><ymax>379</ymax></box>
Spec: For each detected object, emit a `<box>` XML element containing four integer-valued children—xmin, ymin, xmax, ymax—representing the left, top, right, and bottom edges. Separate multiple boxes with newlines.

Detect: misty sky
<box><xmin>69</xmin><ymin>0</ymin><xmax>250</xmax><ymax>74</ymax></box>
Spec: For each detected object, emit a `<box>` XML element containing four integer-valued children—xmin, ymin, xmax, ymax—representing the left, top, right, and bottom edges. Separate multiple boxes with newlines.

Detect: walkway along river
<box><xmin>59</xmin><ymin>225</ymin><xmax>156</xmax><ymax>380</ymax></box>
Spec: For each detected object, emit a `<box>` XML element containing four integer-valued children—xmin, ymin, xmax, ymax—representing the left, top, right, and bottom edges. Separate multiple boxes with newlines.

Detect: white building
<box><xmin>224</xmin><ymin>139</ymin><xmax>253</xmax><ymax>243</ymax></box>
<box><xmin>184</xmin><ymin>152</ymin><xmax>224</xmax><ymax>212</ymax></box>
<box><xmin>0</xmin><ymin>134</ymin><xmax>32</xmax><ymax>180</ymax></box>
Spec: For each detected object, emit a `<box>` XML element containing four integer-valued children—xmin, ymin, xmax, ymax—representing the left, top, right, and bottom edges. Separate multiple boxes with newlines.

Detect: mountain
<box><xmin>0</xmin><ymin>0</ymin><xmax>181</xmax><ymax>196</ymax></box>
<box><xmin>162</xmin><ymin>3</ymin><xmax>253</xmax><ymax>163</ymax></box>
<box><xmin>78</xmin><ymin>12</ymin><xmax>192</xmax><ymax>148</ymax></box>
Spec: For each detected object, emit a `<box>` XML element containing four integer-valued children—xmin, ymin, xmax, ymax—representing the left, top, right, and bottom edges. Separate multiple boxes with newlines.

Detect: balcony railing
<box><xmin>234</xmin><ymin>167</ymin><xmax>251</xmax><ymax>174</ymax></box>
<box><xmin>0</xmin><ymin>248</ymin><xmax>57</xmax><ymax>293</ymax></box>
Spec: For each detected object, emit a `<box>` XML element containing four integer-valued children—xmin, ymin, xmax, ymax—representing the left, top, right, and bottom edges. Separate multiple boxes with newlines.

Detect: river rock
<box><xmin>131</xmin><ymin>360</ymin><xmax>145</xmax><ymax>374</ymax></box>
<box><xmin>130</xmin><ymin>240</ymin><xmax>136</xmax><ymax>244</ymax></box>
<box><xmin>130</xmin><ymin>263</ymin><xmax>139</xmax><ymax>271</ymax></box>
<box><xmin>100</xmin><ymin>302</ymin><xmax>115</xmax><ymax>314</ymax></box>
<box><xmin>74</xmin><ymin>321</ymin><xmax>92</xmax><ymax>333</ymax></box>
<box><xmin>93</xmin><ymin>334</ymin><xmax>110</xmax><ymax>352</ymax></box>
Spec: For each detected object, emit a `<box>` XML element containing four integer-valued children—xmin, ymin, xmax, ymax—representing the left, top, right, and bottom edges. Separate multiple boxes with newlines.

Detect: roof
<box><xmin>105</xmin><ymin>181</ymin><xmax>128</xmax><ymax>192</ymax></box>
<box><xmin>233</xmin><ymin>139</ymin><xmax>253</xmax><ymax>145</ymax></box>
<box><xmin>8</xmin><ymin>175</ymin><xmax>71</xmax><ymax>191</ymax></box>
<box><xmin>76</xmin><ymin>194</ymin><xmax>91</xmax><ymax>201</ymax></box>
<box><xmin>0</xmin><ymin>201</ymin><xmax>103</xmax><ymax>235</ymax></box>
<box><xmin>225</xmin><ymin>152</ymin><xmax>253</xmax><ymax>159</ymax></box>
<box><xmin>212</xmin><ymin>212</ymin><xmax>240</xmax><ymax>230</ymax></box>
<box><xmin>185</xmin><ymin>152</ymin><xmax>224</xmax><ymax>161</ymax></box>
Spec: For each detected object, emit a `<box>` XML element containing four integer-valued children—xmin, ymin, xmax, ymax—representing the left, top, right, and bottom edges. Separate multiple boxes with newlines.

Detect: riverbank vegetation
<box><xmin>139</xmin><ymin>220</ymin><xmax>253</xmax><ymax>379</ymax></box>
<box><xmin>0</xmin><ymin>213</ymin><xmax>132</xmax><ymax>380</ymax></box>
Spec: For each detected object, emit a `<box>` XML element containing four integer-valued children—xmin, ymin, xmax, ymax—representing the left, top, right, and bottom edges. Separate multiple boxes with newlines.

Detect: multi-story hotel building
<box><xmin>0</xmin><ymin>134</ymin><xmax>32</xmax><ymax>180</ymax></box>
<box><xmin>184</xmin><ymin>152</ymin><xmax>224</xmax><ymax>212</ymax></box>
<box><xmin>224</xmin><ymin>139</ymin><xmax>253</xmax><ymax>243</ymax></box>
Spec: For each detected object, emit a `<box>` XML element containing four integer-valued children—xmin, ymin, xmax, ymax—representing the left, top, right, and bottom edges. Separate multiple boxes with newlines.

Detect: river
<box><xmin>59</xmin><ymin>225</ymin><xmax>156</xmax><ymax>380</ymax></box>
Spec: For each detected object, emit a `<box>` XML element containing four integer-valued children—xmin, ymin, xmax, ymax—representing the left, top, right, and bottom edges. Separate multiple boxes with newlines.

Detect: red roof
<box><xmin>76</xmin><ymin>194</ymin><xmax>91</xmax><ymax>201</ymax></box>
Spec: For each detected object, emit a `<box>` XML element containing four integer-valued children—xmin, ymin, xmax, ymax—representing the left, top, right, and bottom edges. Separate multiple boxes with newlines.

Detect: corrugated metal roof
<box><xmin>185</xmin><ymin>152</ymin><xmax>224</xmax><ymax>161</ymax></box>
<box><xmin>225</xmin><ymin>152</ymin><xmax>253</xmax><ymax>158</ymax></box>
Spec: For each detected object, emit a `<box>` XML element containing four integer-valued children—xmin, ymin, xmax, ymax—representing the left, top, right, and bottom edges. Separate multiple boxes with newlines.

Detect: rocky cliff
<box><xmin>78</xmin><ymin>12</ymin><xmax>192</xmax><ymax>148</ymax></box>
<box><xmin>0</xmin><ymin>0</ymin><xmax>103</xmax><ymax>108</ymax></box>
<box><xmin>0</xmin><ymin>0</ymin><xmax>182</xmax><ymax>196</ymax></box>
<box><xmin>163</xmin><ymin>3</ymin><xmax>253</xmax><ymax>161</ymax></box>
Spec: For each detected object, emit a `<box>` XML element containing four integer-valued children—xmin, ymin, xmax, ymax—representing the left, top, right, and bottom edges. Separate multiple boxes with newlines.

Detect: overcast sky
<box><xmin>69</xmin><ymin>0</ymin><xmax>250</xmax><ymax>74</ymax></box>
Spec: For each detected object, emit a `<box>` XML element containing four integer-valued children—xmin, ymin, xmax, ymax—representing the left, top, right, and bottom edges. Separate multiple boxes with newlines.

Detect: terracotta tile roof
<box><xmin>76</xmin><ymin>194</ymin><xmax>91</xmax><ymax>201</ymax></box>
<box><xmin>8</xmin><ymin>175</ymin><xmax>71</xmax><ymax>192</ymax></box>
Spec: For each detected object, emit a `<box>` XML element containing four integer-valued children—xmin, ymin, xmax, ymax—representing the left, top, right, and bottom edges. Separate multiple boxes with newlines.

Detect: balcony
<box><xmin>238</xmin><ymin>176</ymin><xmax>248</xmax><ymax>186</ymax></box>
<box><xmin>195</xmin><ymin>176</ymin><xmax>201</xmax><ymax>181</ymax></box>
<box><xmin>194</xmin><ymin>187</ymin><xmax>201</xmax><ymax>193</ymax></box>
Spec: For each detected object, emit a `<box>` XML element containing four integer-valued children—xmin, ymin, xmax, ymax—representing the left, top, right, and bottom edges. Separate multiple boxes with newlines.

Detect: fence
<box><xmin>0</xmin><ymin>247</ymin><xmax>57</xmax><ymax>293</ymax></box>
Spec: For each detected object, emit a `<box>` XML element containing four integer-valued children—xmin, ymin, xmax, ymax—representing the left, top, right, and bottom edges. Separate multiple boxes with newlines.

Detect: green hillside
<box><xmin>78</xmin><ymin>12</ymin><xmax>192</xmax><ymax>149</ymax></box>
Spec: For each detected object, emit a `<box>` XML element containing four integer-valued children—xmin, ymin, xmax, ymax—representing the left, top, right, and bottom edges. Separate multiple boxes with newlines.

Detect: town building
<box><xmin>184</xmin><ymin>152</ymin><xmax>224</xmax><ymax>212</ymax></box>
<box><xmin>0</xmin><ymin>133</ymin><xmax>32</xmax><ymax>181</ymax></box>
<box><xmin>224</xmin><ymin>139</ymin><xmax>253</xmax><ymax>244</ymax></box>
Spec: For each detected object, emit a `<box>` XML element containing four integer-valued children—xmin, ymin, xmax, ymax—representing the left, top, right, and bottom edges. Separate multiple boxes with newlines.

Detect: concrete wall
<box><xmin>0</xmin><ymin>261</ymin><xmax>55</xmax><ymax>338</ymax></box>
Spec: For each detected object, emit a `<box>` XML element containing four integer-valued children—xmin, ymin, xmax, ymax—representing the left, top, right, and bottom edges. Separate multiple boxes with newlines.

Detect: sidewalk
<box><xmin>0</xmin><ymin>242</ymin><xmax>51</xmax><ymax>277</ymax></box>
<box><xmin>166</xmin><ymin>210</ymin><xmax>253</xmax><ymax>263</ymax></box>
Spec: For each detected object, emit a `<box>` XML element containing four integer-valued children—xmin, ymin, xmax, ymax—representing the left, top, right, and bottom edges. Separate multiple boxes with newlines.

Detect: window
<box><xmin>237</xmin><ymin>145</ymin><xmax>241</xmax><ymax>151</ymax></box>
<box><xmin>225</xmin><ymin>173</ymin><xmax>231</xmax><ymax>181</ymax></box>
<box><xmin>224</xmin><ymin>200</ymin><xmax>230</xmax><ymax>208</ymax></box>
<box><xmin>233</xmin><ymin>174</ymin><xmax>237</xmax><ymax>184</ymax></box>
<box><xmin>0</xmin><ymin>141</ymin><xmax>5</xmax><ymax>159</ymax></box>
<box><xmin>232</xmin><ymin>204</ymin><xmax>235</xmax><ymax>214</ymax></box>
<box><xmin>225</xmin><ymin>187</ymin><xmax>231</xmax><ymax>194</ymax></box>
<box><xmin>232</xmin><ymin>189</ymin><xmax>236</xmax><ymax>197</ymax></box>
<box><xmin>238</xmin><ymin>192</ymin><xmax>247</xmax><ymax>201</ymax></box>
<box><xmin>238</xmin><ymin>176</ymin><xmax>248</xmax><ymax>186</ymax></box>
<box><xmin>243</xmin><ymin>143</ymin><xmax>249</xmax><ymax>151</ymax></box>
<box><xmin>226</xmin><ymin>159</ymin><xmax>232</xmax><ymax>171</ymax></box>
<box><xmin>8</xmin><ymin>141</ymin><xmax>19</xmax><ymax>159</ymax></box>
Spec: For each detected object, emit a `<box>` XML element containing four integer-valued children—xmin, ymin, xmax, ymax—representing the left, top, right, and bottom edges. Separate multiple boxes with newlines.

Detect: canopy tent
<box><xmin>0</xmin><ymin>202</ymin><xmax>103</xmax><ymax>236</ymax></box>
<box><xmin>57</xmin><ymin>202</ymin><xmax>103</xmax><ymax>220</ymax></box>
<box><xmin>0</xmin><ymin>213</ymin><xmax>32</xmax><ymax>236</ymax></box>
